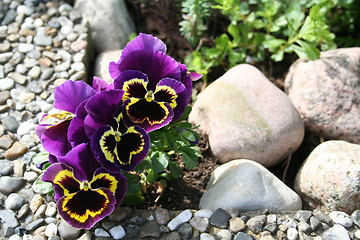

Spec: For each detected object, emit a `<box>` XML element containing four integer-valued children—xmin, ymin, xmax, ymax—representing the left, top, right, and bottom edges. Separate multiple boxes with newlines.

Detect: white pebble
<box><xmin>17</xmin><ymin>121</ymin><xmax>35</xmax><ymax>136</ymax></box>
<box><xmin>329</xmin><ymin>211</ymin><xmax>353</xmax><ymax>228</ymax></box>
<box><xmin>287</xmin><ymin>227</ymin><xmax>298</xmax><ymax>240</ymax></box>
<box><xmin>109</xmin><ymin>225</ymin><xmax>126</xmax><ymax>240</ymax></box>
<box><xmin>194</xmin><ymin>209</ymin><xmax>213</xmax><ymax>219</ymax></box>
<box><xmin>167</xmin><ymin>209</ymin><xmax>192</xmax><ymax>231</ymax></box>
<box><xmin>0</xmin><ymin>78</ymin><xmax>15</xmax><ymax>91</ymax></box>
<box><xmin>24</xmin><ymin>171</ymin><xmax>38</xmax><ymax>182</ymax></box>
<box><xmin>44</xmin><ymin>223</ymin><xmax>58</xmax><ymax>237</ymax></box>
<box><xmin>8</xmin><ymin>234</ymin><xmax>21</xmax><ymax>240</ymax></box>
<box><xmin>200</xmin><ymin>233</ymin><xmax>215</xmax><ymax>240</ymax></box>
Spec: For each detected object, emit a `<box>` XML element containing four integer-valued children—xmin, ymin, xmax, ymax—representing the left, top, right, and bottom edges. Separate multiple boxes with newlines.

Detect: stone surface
<box><xmin>209</xmin><ymin>208</ymin><xmax>231</xmax><ymax>228</ymax></box>
<box><xmin>94</xmin><ymin>49</ymin><xmax>122</xmax><ymax>83</ymax></box>
<box><xmin>285</xmin><ymin>47</ymin><xmax>360</xmax><ymax>143</ymax></box>
<box><xmin>0</xmin><ymin>176</ymin><xmax>25</xmax><ymax>195</ymax></box>
<box><xmin>189</xmin><ymin>64</ymin><xmax>304</xmax><ymax>166</ymax></box>
<box><xmin>74</xmin><ymin>0</ymin><xmax>134</xmax><ymax>53</ymax></box>
<box><xmin>4</xmin><ymin>141</ymin><xmax>27</xmax><ymax>160</ymax></box>
<box><xmin>167</xmin><ymin>209</ymin><xmax>192</xmax><ymax>231</ymax></box>
<box><xmin>200</xmin><ymin>160</ymin><xmax>302</xmax><ymax>211</ymax></box>
<box><xmin>295</xmin><ymin>140</ymin><xmax>360</xmax><ymax>213</ymax></box>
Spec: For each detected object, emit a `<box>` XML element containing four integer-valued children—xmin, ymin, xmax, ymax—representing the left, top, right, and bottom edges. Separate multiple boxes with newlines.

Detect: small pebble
<box><xmin>329</xmin><ymin>211</ymin><xmax>353</xmax><ymax>228</ymax></box>
<box><xmin>109</xmin><ymin>225</ymin><xmax>126</xmax><ymax>240</ymax></box>
<box><xmin>167</xmin><ymin>209</ymin><xmax>192</xmax><ymax>231</ymax></box>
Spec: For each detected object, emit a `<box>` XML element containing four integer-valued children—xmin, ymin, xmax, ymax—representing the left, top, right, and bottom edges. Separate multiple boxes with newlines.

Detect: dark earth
<box><xmin>109</xmin><ymin>0</ymin><xmax>324</xmax><ymax>211</ymax></box>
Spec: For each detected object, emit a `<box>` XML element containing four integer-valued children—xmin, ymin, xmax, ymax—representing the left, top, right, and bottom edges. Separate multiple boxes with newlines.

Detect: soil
<box><xmin>120</xmin><ymin>0</ymin><xmax>324</xmax><ymax>211</ymax></box>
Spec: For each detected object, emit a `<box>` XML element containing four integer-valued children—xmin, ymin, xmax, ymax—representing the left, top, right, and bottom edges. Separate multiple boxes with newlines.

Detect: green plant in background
<box><xmin>180</xmin><ymin>0</ymin><xmax>356</xmax><ymax>82</ymax></box>
<box><xmin>179</xmin><ymin>0</ymin><xmax>213</xmax><ymax>46</ymax></box>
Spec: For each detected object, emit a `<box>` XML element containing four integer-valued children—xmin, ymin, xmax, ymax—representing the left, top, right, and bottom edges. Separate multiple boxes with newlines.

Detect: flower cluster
<box><xmin>36</xmin><ymin>33</ymin><xmax>201</xmax><ymax>229</ymax></box>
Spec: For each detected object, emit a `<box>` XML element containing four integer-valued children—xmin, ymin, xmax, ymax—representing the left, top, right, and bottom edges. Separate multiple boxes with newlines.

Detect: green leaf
<box><xmin>151</xmin><ymin>151</ymin><xmax>169</xmax><ymax>173</ymax></box>
<box><xmin>31</xmin><ymin>152</ymin><xmax>49</xmax><ymax>166</ymax></box>
<box><xmin>146</xmin><ymin>169</ymin><xmax>158</xmax><ymax>184</ymax></box>
<box><xmin>270</xmin><ymin>50</ymin><xmax>285</xmax><ymax>62</ymax></box>
<box><xmin>263</xmin><ymin>38</ymin><xmax>286</xmax><ymax>52</ymax></box>
<box><xmin>122</xmin><ymin>191</ymin><xmax>145</xmax><ymax>205</ymax></box>
<box><xmin>180</xmin><ymin>146</ymin><xmax>199</xmax><ymax>170</ymax></box>
<box><xmin>32</xmin><ymin>175</ymin><xmax>54</xmax><ymax>195</ymax></box>
<box><xmin>179</xmin><ymin>128</ymin><xmax>198</xmax><ymax>143</ymax></box>
<box><xmin>122</xmin><ymin>172</ymin><xmax>141</xmax><ymax>195</ymax></box>
<box><xmin>296</xmin><ymin>40</ymin><xmax>320</xmax><ymax>60</ymax></box>
<box><xmin>168</xmin><ymin>160</ymin><xmax>181</xmax><ymax>179</ymax></box>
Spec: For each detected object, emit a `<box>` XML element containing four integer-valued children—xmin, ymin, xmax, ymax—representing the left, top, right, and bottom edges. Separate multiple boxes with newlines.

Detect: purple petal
<box><xmin>54</xmin><ymin>80</ymin><xmax>96</xmax><ymax>113</ymax></box>
<box><xmin>119</xmin><ymin>33</ymin><xmax>167</xmax><ymax>63</ymax></box>
<box><xmin>57</xmin><ymin>187</ymin><xmax>115</xmax><ymax>229</ymax></box>
<box><xmin>109</xmin><ymin>61</ymin><xmax>121</xmax><ymax>79</ymax></box>
<box><xmin>57</xmin><ymin>143</ymin><xmax>101</xmax><ymax>181</ymax></box>
<box><xmin>68</xmin><ymin>116</ymin><xmax>89</xmax><ymax>147</ymax></box>
<box><xmin>91</xmin><ymin>124</ymin><xmax>150</xmax><ymax>171</ymax></box>
<box><xmin>93</xmin><ymin>168</ymin><xmax>127</xmax><ymax>208</ymax></box>
<box><xmin>123</xmin><ymin>98</ymin><xmax>174</xmax><ymax>132</ymax></box>
<box><xmin>42</xmin><ymin>162</ymin><xmax>78</xmax><ymax>202</ymax></box>
<box><xmin>41</xmin><ymin>120</ymin><xmax>72</xmax><ymax>157</ymax></box>
<box><xmin>85</xmin><ymin>89</ymin><xmax>124</xmax><ymax>123</ymax></box>
<box><xmin>118</xmin><ymin>50</ymin><xmax>182</xmax><ymax>90</ymax></box>
<box><xmin>113</xmin><ymin>70</ymin><xmax>148</xmax><ymax>90</ymax></box>
<box><xmin>92</xmin><ymin>76</ymin><xmax>114</xmax><ymax>92</ymax></box>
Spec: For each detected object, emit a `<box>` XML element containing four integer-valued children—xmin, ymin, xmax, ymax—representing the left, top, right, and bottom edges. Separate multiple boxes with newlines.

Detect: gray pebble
<box><xmin>2</xmin><ymin>9</ymin><xmax>16</xmax><ymax>25</ymax></box>
<box><xmin>17</xmin><ymin>203</ymin><xmax>30</xmax><ymax>219</ymax></box>
<box><xmin>8</xmin><ymin>72</ymin><xmax>27</xmax><ymax>85</ymax></box>
<box><xmin>18</xmin><ymin>43</ymin><xmax>34</xmax><ymax>53</ymax></box>
<box><xmin>178</xmin><ymin>223</ymin><xmax>193</xmax><ymax>239</ymax></box>
<box><xmin>34</xmin><ymin>33</ymin><xmax>52</xmax><ymax>46</ymax></box>
<box><xmin>167</xmin><ymin>209</ymin><xmax>192</xmax><ymax>231</ymax></box>
<box><xmin>0</xmin><ymin>209</ymin><xmax>19</xmax><ymax>237</ymax></box>
<box><xmin>0</xmin><ymin>91</ymin><xmax>10</xmax><ymax>105</ymax></box>
<box><xmin>190</xmin><ymin>216</ymin><xmax>209</xmax><ymax>232</ymax></box>
<box><xmin>351</xmin><ymin>210</ymin><xmax>360</xmax><ymax>228</ymax></box>
<box><xmin>0</xmin><ymin>135</ymin><xmax>14</xmax><ymax>150</ymax></box>
<box><xmin>3</xmin><ymin>115</ymin><xmax>20</xmax><ymax>132</ymax></box>
<box><xmin>155</xmin><ymin>207</ymin><xmax>171</xmax><ymax>225</ymax></box>
<box><xmin>209</xmin><ymin>208</ymin><xmax>231</xmax><ymax>229</ymax></box>
<box><xmin>5</xmin><ymin>193</ymin><xmax>25</xmax><ymax>210</ymax></box>
<box><xmin>28</xmin><ymin>82</ymin><xmax>43</xmax><ymax>94</ymax></box>
<box><xmin>0</xmin><ymin>160</ymin><xmax>13</xmax><ymax>175</ymax></box>
<box><xmin>40</xmin><ymin>68</ymin><xmax>54</xmax><ymax>80</ymax></box>
<box><xmin>216</xmin><ymin>229</ymin><xmax>232</xmax><ymax>240</ymax></box>
<box><xmin>58</xmin><ymin>220</ymin><xmax>81</xmax><ymax>239</ymax></box>
<box><xmin>0</xmin><ymin>176</ymin><xmax>25</xmax><ymax>195</ymax></box>
<box><xmin>246</xmin><ymin>215</ymin><xmax>267</xmax><ymax>234</ymax></box>
<box><xmin>234</xmin><ymin>232</ymin><xmax>254</xmax><ymax>240</ymax></box>
<box><xmin>322</xmin><ymin>224</ymin><xmax>350</xmax><ymax>240</ymax></box>
<box><xmin>26</xmin><ymin>218</ymin><xmax>45</xmax><ymax>231</ymax></box>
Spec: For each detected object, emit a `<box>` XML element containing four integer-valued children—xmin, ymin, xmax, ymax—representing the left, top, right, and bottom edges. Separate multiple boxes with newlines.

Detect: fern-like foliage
<box><xmin>179</xmin><ymin>0</ymin><xmax>214</xmax><ymax>46</ymax></box>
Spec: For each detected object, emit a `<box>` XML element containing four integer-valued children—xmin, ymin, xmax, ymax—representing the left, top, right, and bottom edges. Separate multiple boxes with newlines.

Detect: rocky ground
<box><xmin>0</xmin><ymin>0</ymin><xmax>360</xmax><ymax>240</ymax></box>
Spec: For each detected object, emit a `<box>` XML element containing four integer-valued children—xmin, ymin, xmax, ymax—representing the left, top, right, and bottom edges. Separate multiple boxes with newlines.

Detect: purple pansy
<box><xmin>42</xmin><ymin>143</ymin><xmax>127</xmax><ymax>229</ymax></box>
<box><xmin>36</xmin><ymin>81</ymin><xmax>96</xmax><ymax>157</ymax></box>
<box><xmin>109</xmin><ymin>33</ymin><xmax>201</xmax><ymax>131</ymax></box>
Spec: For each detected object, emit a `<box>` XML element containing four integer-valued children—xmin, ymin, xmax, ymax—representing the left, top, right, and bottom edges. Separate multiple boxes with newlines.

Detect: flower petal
<box><xmin>113</xmin><ymin>70</ymin><xmax>148</xmax><ymax>98</ymax></box>
<box><xmin>42</xmin><ymin>163</ymin><xmax>80</xmax><ymax>202</ymax></box>
<box><xmin>41</xmin><ymin>120</ymin><xmax>72</xmax><ymax>157</ymax></box>
<box><xmin>124</xmin><ymin>98</ymin><xmax>174</xmax><ymax>132</ymax></box>
<box><xmin>92</xmin><ymin>76</ymin><xmax>114</xmax><ymax>92</ymax></box>
<box><xmin>54</xmin><ymin>80</ymin><xmax>96</xmax><ymax>113</ymax></box>
<box><xmin>91</xmin><ymin>124</ymin><xmax>150</xmax><ymax>171</ymax></box>
<box><xmin>117</xmin><ymin>50</ymin><xmax>182</xmax><ymax>90</ymax></box>
<box><xmin>57</xmin><ymin>143</ymin><xmax>101</xmax><ymax>181</ymax></box>
<box><xmin>84</xmin><ymin>89</ymin><xmax>124</xmax><ymax>138</ymax></box>
<box><xmin>92</xmin><ymin>168</ymin><xmax>127</xmax><ymax>208</ymax></box>
<box><xmin>57</xmin><ymin>187</ymin><xmax>115</xmax><ymax>229</ymax></box>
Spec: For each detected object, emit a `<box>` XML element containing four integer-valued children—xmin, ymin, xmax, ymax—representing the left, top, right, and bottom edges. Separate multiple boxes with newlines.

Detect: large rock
<box><xmin>189</xmin><ymin>64</ymin><xmax>304</xmax><ymax>166</ymax></box>
<box><xmin>295</xmin><ymin>140</ymin><xmax>360</xmax><ymax>214</ymax></box>
<box><xmin>285</xmin><ymin>48</ymin><xmax>360</xmax><ymax>144</ymax></box>
<box><xmin>199</xmin><ymin>159</ymin><xmax>302</xmax><ymax>212</ymax></box>
<box><xmin>75</xmin><ymin>0</ymin><xmax>135</xmax><ymax>53</ymax></box>
<box><xmin>94</xmin><ymin>50</ymin><xmax>122</xmax><ymax>83</ymax></box>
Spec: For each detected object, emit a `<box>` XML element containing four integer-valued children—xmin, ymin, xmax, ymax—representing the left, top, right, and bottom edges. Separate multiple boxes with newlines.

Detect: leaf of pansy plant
<box><xmin>151</xmin><ymin>151</ymin><xmax>169</xmax><ymax>173</ymax></box>
<box><xmin>33</xmin><ymin>174</ymin><xmax>54</xmax><ymax>195</ymax></box>
<box><xmin>168</xmin><ymin>160</ymin><xmax>181</xmax><ymax>179</ymax></box>
<box><xmin>179</xmin><ymin>146</ymin><xmax>199</xmax><ymax>170</ymax></box>
<box><xmin>146</xmin><ymin>169</ymin><xmax>158</xmax><ymax>184</ymax></box>
<box><xmin>31</xmin><ymin>151</ymin><xmax>49</xmax><ymax>166</ymax></box>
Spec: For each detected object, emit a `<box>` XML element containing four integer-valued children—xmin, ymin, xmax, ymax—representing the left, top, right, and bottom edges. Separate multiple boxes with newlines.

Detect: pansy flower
<box><xmin>36</xmin><ymin>81</ymin><xmax>97</xmax><ymax>157</ymax></box>
<box><xmin>109</xmin><ymin>33</ymin><xmax>201</xmax><ymax>131</ymax></box>
<box><xmin>42</xmin><ymin>143</ymin><xmax>127</xmax><ymax>229</ymax></box>
<box><xmin>91</xmin><ymin>110</ymin><xmax>150</xmax><ymax>172</ymax></box>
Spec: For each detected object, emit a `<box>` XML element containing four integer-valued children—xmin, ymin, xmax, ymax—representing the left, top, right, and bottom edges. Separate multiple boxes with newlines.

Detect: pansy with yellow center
<box><xmin>36</xmin><ymin>81</ymin><xmax>96</xmax><ymax>157</ymax></box>
<box><xmin>109</xmin><ymin>33</ymin><xmax>202</xmax><ymax>132</ymax></box>
<box><xmin>91</xmin><ymin>110</ymin><xmax>150</xmax><ymax>172</ymax></box>
<box><xmin>42</xmin><ymin>143</ymin><xmax>127</xmax><ymax>229</ymax></box>
<box><xmin>114</xmin><ymin>70</ymin><xmax>187</xmax><ymax>132</ymax></box>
